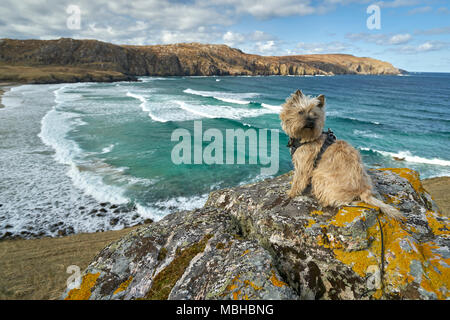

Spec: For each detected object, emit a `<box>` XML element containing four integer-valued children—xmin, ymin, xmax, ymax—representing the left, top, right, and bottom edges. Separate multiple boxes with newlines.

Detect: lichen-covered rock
<box><xmin>61</xmin><ymin>168</ymin><xmax>449</xmax><ymax>300</ymax></box>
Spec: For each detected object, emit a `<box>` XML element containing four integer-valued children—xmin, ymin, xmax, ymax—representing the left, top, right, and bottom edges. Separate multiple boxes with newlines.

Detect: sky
<box><xmin>1</xmin><ymin>0</ymin><xmax>449</xmax><ymax>72</ymax></box>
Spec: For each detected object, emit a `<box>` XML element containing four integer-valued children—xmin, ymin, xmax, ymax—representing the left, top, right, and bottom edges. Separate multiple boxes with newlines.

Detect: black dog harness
<box><xmin>287</xmin><ymin>128</ymin><xmax>337</xmax><ymax>168</ymax></box>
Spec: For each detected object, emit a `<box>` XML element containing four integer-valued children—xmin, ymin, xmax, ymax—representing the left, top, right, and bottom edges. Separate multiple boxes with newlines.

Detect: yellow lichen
<box><xmin>425</xmin><ymin>210</ymin><xmax>450</xmax><ymax>236</ymax></box>
<box><xmin>113</xmin><ymin>276</ymin><xmax>133</xmax><ymax>295</ymax></box>
<box><xmin>65</xmin><ymin>272</ymin><xmax>101</xmax><ymax>300</ymax></box>
<box><xmin>243</xmin><ymin>280</ymin><xmax>263</xmax><ymax>291</ymax></box>
<box><xmin>241</xmin><ymin>249</ymin><xmax>250</xmax><ymax>257</ymax></box>
<box><xmin>305</xmin><ymin>219</ymin><xmax>316</xmax><ymax>229</ymax></box>
<box><xmin>378</xmin><ymin>168</ymin><xmax>424</xmax><ymax>194</ymax></box>
<box><xmin>269</xmin><ymin>270</ymin><xmax>287</xmax><ymax>288</ymax></box>
<box><xmin>329</xmin><ymin>206</ymin><xmax>370</xmax><ymax>227</ymax></box>
<box><xmin>224</xmin><ymin>275</ymin><xmax>262</xmax><ymax>300</ymax></box>
<box><xmin>315</xmin><ymin>196</ymin><xmax>449</xmax><ymax>299</ymax></box>
<box><xmin>310</xmin><ymin>210</ymin><xmax>324</xmax><ymax>216</ymax></box>
<box><xmin>385</xmin><ymin>195</ymin><xmax>402</xmax><ymax>205</ymax></box>
<box><xmin>332</xmin><ymin>243</ymin><xmax>378</xmax><ymax>278</ymax></box>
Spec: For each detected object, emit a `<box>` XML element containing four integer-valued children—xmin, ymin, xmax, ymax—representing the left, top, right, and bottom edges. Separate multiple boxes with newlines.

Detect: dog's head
<box><xmin>280</xmin><ymin>89</ymin><xmax>325</xmax><ymax>142</ymax></box>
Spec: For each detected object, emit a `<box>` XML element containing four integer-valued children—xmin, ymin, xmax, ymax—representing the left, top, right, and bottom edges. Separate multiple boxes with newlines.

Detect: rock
<box><xmin>61</xmin><ymin>168</ymin><xmax>449</xmax><ymax>300</ymax></box>
<box><xmin>1</xmin><ymin>232</ymin><xmax>13</xmax><ymax>239</ymax></box>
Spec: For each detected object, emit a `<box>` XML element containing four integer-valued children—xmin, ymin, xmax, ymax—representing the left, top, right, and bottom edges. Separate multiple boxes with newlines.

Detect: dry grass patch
<box><xmin>0</xmin><ymin>227</ymin><xmax>138</xmax><ymax>300</ymax></box>
<box><xmin>422</xmin><ymin>176</ymin><xmax>450</xmax><ymax>217</ymax></box>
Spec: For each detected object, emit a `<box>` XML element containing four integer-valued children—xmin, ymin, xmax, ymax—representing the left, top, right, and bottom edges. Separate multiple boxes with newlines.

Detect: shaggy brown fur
<box><xmin>280</xmin><ymin>89</ymin><xmax>403</xmax><ymax>220</ymax></box>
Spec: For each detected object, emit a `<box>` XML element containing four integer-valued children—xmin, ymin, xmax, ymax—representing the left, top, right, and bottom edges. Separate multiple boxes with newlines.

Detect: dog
<box><xmin>280</xmin><ymin>89</ymin><xmax>403</xmax><ymax>220</ymax></box>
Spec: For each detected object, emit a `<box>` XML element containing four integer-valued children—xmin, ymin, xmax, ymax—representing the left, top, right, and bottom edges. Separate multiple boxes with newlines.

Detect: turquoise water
<box><xmin>1</xmin><ymin>74</ymin><xmax>449</xmax><ymax>238</ymax></box>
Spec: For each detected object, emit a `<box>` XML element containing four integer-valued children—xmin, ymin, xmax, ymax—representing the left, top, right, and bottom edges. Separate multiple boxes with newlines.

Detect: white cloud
<box><xmin>346</xmin><ymin>32</ymin><xmax>412</xmax><ymax>45</ymax></box>
<box><xmin>437</xmin><ymin>7</ymin><xmax>450</xmax><ymax>14</ymax></box>
<box><xmin>222</xmin><ymin>31</ymin><xmax>246</xmax><ymax>46</ymax></box>
<box><xmin>295</xmin><ymin>41</ymin><xmax>354</xmax><ymax>54</ymax></box>
<box><xmin>408</xmin><ymin>6</ymin><xmax>432</xmax><ymax>15</ymax></box>
<box><xmin>375</xmin><ymin>0</ymin><xmax>422</xmax><ymax>8</ymax></box>
<box><xmin>206</xmin><ymin>0</ymin><xmax>321</xmax><ymax>19</ymax></box>
<box><xmin>415</xmin><ymin>26</ymin><xmax>450</xmax><ymax>35</ymax></box>
<box><xmin>388</xmin><ymin>34</ymin><xmax>412</xmax><ymax>45</ymax></box>
<box><xmin>394</xmin><ymin>41</ymin><xmax>449</xmax><ymax>54</ymax></box>
<box><xmin>257</xmin><ymin>40</ymin><xmax>276</xmax><ymax>53</ymax></box>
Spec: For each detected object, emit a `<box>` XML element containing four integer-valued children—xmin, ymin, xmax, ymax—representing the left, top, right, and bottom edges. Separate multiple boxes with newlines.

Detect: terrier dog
<box><xmin>280</xmin><ymin>89</ymin><xmax>403</xmax><ymax>220</ymax></box>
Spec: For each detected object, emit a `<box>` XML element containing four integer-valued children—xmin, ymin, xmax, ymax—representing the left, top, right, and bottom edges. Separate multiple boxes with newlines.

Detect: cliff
<box><xmin>61</xmin><ymin>168</ymin><xmax>449</xmax><ymax>300</ymax></box>
<box><xmin>0</xmin><ymin>38</ymin><xmax>402</xmax><ymax>83</ymax></box>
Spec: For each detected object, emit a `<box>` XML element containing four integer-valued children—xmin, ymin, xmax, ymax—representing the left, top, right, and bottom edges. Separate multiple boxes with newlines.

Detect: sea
<box><xmin>1</xmin><ymin>73</ymin><xmax>449</xmax><ymax>238</ymax></box>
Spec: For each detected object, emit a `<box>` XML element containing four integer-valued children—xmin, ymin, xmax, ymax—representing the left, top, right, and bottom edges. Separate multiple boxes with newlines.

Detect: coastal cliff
<box><xmin>61</xmin><ymin>168</ymin><xmax>449</xmax><ymax>300</ymax></box>
<box><xmin>0</xmin><ymin>38</ymin><xmax>402</xmax><ymax>84</ymax></box>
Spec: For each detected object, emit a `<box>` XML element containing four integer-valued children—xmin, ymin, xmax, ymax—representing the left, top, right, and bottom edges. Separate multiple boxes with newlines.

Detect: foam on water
<box><xmin>126</xmin><ymin>91</ymin><xmax>168</xmax><ymax>122</ymax></box>
<box><xmin>39</xmin><ymin>85</ymin><xmax>130</xmax><ymax>205</ymax></box>
<box><xmin>261</xmin><ymin>103</ymin><xmax>282</xmax><ymax>112</ymax></box>
<box><xmin>174</xmin><ymin>100</ymin><xmax>275</xmax><ymax>120</ymax></box>
<box><xmin>353</xmin><ymin>129</ymin><xmax>382</xmax><ymax>139</ymax></box>
<box><xmin>101</xmin><ymin>144</ymin><xmax>115</xmax><ymax>154</ymax></box>
<box><xmin>184</xmin><ymin>88</ymin><xmax>259</xmax><ymax>105</ymax></box>
<box><xmin>363</xmin><ymin>148</ymin><xmax>450</xmax><ymax>167</ymax></box>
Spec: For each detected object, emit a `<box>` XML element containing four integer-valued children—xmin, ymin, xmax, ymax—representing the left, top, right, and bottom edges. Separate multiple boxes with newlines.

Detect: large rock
<box><xmin>61</xmin><ymin>168</ymin><xmax>449</xmax><ymax>300</ymax></box>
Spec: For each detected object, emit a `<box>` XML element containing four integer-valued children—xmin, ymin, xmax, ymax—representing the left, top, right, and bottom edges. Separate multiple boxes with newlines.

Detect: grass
<box><xmin>422</xmin><ymin>176</ymin><xmax>450</xmax><ymax>217</ymax></box>
<box><xmin>0</xmin><ymin>65</ymin><xmax>132</xmax><ymax>84</ymax></box>
<box><xmin>0</xmin><ymin>227</ymin><xmax>138</xmax><ymax>300</ymax></box>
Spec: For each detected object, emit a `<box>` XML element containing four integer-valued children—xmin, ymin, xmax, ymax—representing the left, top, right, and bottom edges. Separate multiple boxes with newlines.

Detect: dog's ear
<box><xmin>317</xmin><ymin>94</ymin><xmax>325</xmax><ymax>108</ymax></box>
<box><xmin>294</xmin><ymin>89</ymin><xmax>303</xmax><ymax>98</ymax></box>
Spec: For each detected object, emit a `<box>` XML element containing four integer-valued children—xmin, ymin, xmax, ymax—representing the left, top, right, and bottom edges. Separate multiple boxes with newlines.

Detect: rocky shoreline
<box><xmin>0</xmin><ymin>200</ymin><xmax>152</xmax><ymax>240</ymax></box>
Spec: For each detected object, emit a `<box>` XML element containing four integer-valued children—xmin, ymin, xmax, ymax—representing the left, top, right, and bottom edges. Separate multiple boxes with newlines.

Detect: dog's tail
<box><xmin>360</xmin><ymin>190</ymin><xmax>404</xmax><ymax>221</ymax></box>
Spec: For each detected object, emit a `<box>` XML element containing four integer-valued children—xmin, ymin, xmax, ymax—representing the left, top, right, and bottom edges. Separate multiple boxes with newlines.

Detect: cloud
<box><xmin>388</xmin><ymin>34</ymin><xmax>412</xmax><ymax>45</ymax></box>
<box><xmin>437</xmin><ymin>7</ymin><xmax>450</xmax><ymax>14</ymax></box>
<box><xmin>0</xmin><ymin>0</ymin><xmax>357</xmax><ymax>46</ymax></box>
<box><xmin>206</xmin><ymin>0</ymin><xmax>323</xmax><ymax>19</ymax></box>
<box><xmin>346</xmin><ymin>32</ymin><xmax>412</xmax><ymax>45</ymax></box>
<box><xmin>222</xmin><ymin>31</ymin><xmax>246</xmax><ymax>46</ymax></box>
<box><xmin>375</xmin><ymin>0</ymin><xmax>422</xmax><ymax>8</ymax></box>
<box><xmin>295</xmin><ymin>41</ymin><xmax>355</xmax><ymax>54</ymax></box>
<box><xmin>415</xmin><ymin>26</ymin><xmax>450</xmax><ymax>36</ymax></box>
<box><xmin>394</xmin><ymin>41</ymin><xmax>449</xmax><ymax>54</ymax></box>
<box><xmin>407</xmin><ymin>6</ymin><xmax>432</xmax><ymax>15</ymax></box>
